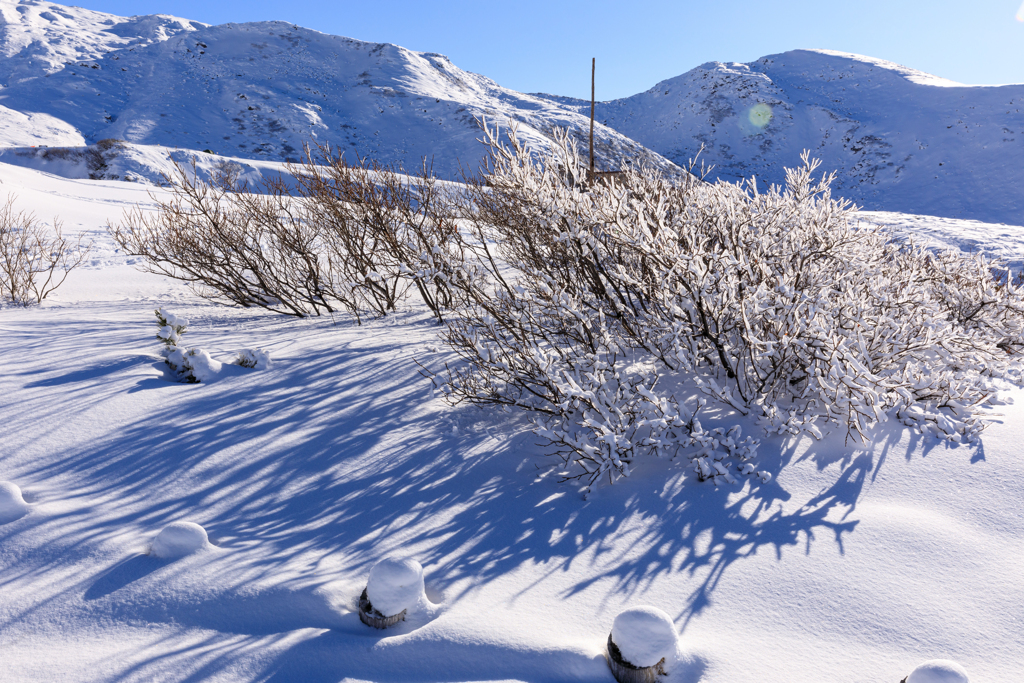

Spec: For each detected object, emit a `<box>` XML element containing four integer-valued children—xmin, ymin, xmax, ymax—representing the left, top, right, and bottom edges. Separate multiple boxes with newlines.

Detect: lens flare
<box><xmin>1017</xmin><ymin>0</ymin><xmax>1024</xmax><ymax>22</ymax></box>
<box><xmin>748</xmin><ymin>103</ymin><xmax>773</xmax><ymax>129</ymax></box>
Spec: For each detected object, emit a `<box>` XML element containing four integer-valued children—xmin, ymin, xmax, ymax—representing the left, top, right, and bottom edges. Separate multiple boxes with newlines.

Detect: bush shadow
<box><xmin>0</xmin><ymin>309</ymin><xmax>987</xmax><ymax>681</ymax></box>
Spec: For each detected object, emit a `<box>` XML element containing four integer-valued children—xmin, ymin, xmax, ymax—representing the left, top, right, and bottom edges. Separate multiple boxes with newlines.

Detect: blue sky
<box><xmin>74</xmin><ymin>1</ymin><xmax>1024</xmax><ymax>99</ymax></box>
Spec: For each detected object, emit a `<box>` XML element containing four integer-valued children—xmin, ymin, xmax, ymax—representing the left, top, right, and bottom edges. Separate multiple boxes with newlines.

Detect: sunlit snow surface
<box><xmin>1</xmin><ymin>158</ymin><xmax>1023</xmax><ymax>683</ymax></box>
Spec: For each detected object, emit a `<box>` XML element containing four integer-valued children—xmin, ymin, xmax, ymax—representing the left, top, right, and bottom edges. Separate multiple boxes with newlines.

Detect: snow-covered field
<box><xmin>1</xmin><ymin>158</ymin><xmax>1023</xmax><ymax>683</ymax></box>
<box><xmin>1</xmin><ymin>2</ymin><xmax>1024</xmax><ymax>681</ymax></box>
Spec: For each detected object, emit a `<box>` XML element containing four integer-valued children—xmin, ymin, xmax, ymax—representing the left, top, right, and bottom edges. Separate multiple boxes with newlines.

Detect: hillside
<box><xmin>543</xmin><ymin>49</ymin><xmax>1024</xmax><ymax>224</ymax></box>
<box><xmin>0</xmin><ymin>0</ymin><xmax>677</xmax><ymax>180</ymax></box>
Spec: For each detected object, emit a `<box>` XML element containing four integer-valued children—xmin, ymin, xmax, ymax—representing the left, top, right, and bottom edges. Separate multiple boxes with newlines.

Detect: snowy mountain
<box><xmin>543</xmin><ymin>49</ymin><xmax>1024</xmax><ymax>225</ymax></box>
<box><xmin>0</xmin><ymin>0</ymin><xmax>677</xmax><ymax>180</ymax></box>
<box><xmin>1</xmin><ymin>2</ymin><xmax>1022</xmax><ymax>223</ymax></box>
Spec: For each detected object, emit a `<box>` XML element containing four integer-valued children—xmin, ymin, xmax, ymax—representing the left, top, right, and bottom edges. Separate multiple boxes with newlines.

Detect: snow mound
<box><xmin>365</xmin><ymin>557</ymin><xmax>425</xmax><ymax>617</ymax></box>
<box><xmin>150</xmin><ymin>521</ymin><xmax>209</xmax><ymax>558</ymax></box>
<box><xmin>610</xmin><ymin>606</ymin><xmax>677</xmax><ymax>668</ymax></box>
<box><xmin>166</xmin><ymin>348</ymin><xmax>222</xmax><ymax>383</ymax></box>
<box><xmin>906</xmin><ymin>660</ymin><xmax>970</xmax><ymax>683</ymax></box>
<box><xmin>0</xmin><ymin>481</ymin><xmax>29</xmax><ymax>522</ymax></box>
<box><xmin>236</xmin><ymin>348</ymin><xmax>271</xmax><ymax>370</ymax></box>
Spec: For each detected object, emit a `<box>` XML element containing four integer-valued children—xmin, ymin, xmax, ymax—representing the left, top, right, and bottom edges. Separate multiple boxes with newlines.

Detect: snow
<box><xmin>0</xmin><ymin>481</ymin><xmax>29</xmax><ymax>522</ymax></box>
<box><xmin>0</xmin><ymin>4</ymin><xmax>1022</xmax><ymax>682</ymax></box>
<box><xmin>365</xmin><ymin>557</ymin><xmax>426</xmax><ymax>617</ymax></box>
<box><xmin>235</xmin><ymin>348</ymin><xmax>270</xmax><ymax>370</ymax></box>
<box><xmin>0</xmin><ymin>161</ymin><xmax>1020</xmax><ymax>683</ymax></box>
<box><xmin>150</xmin><ymin>521</ymin><xmax>210</xmax><ymax>558</ymax></box>
<box><xmin>165</xmin><ymin>347</ymin><xmax>223</xmax><ymax>383</ymax></box>
<box><xmin>543</xmin><ymin>48</ymin><xmax>1024</xmax><ymax>224</ymax></box>
<box><xmin>0</xmin><ymin>103</ymin><xmax>86</xmax><ymax>147</ymax></box>
<box><xmin>906</xmin><ymin>660</ymin><xmax>970</xmax><ymax>683</ymax></box>
<box><xmin>610</xmin><ymin>605</ymin><xmax>678</xmax><ymax>668</ymax></box>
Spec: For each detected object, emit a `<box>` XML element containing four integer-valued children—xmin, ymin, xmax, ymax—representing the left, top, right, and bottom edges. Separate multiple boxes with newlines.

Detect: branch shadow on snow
<box><xmin>84</xmin><ymin>554</ymin><xmax>165</xmax><ymax>600</ymax></box>
<box><xmin>2</xmin><ymin>309</ymin><xmax>985</xmax><ymax>682</ymax></box>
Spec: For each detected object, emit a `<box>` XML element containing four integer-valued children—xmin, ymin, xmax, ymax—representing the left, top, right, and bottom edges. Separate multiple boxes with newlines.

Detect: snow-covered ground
<box><xmin>1</xmin><ymin>157</ymin><xmax>1023</xmax><ymax>683</ymax></box>
<box><xmin>1</xmin><ymin>2</ymin><xmax>1023</xmax><ymax>680</ymax></box>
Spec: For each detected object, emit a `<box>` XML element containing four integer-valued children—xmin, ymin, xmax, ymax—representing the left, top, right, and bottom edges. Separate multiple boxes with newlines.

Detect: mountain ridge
<box><xmin>0</xmin><ymin>0</ymin><xmax>677</xmax><ymax>180</ymax></box>
<box><xmin>544</xmin><ymin>48</ymin><xmax>1024</xmax><ymax>223</ymax></box>
<box><xmin>0</xmin><ymin>2</ymin><xmax>1022</xmax><ymax>223</ymax></box>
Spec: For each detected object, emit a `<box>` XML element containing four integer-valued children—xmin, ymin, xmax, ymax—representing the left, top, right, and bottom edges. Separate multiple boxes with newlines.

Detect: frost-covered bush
<box><xmin>166</xmin><ymin>347</ymin><xmax>221</xmax><ymax>384</ymax></box>
<box><xmin>0</xmin><ymin>195</ymin><xmax>88</xmax><ymax>306</ymax></box>
<box><xmin>235</xmin><ymin>348</ymin><xmax>270</xmax><ymax>369</ymax></box>
<box><xmin>155</xmin><ymin>307</ymin><xmax>189</xmax><ymax>350</ymax></box>
<box><xmin>431</xmin><ymin>120</ymin><xmax>1024</xmax><ymax>490</ymax></box>
<box><xmin>111</xmin><ymin>160</ymin><xmax>343</xmax><ymax>318</ymax></box>
<box><xmin>112</xmin><ymin>154</ymin><xmax>466</xmax><ymax>323</ymax></box>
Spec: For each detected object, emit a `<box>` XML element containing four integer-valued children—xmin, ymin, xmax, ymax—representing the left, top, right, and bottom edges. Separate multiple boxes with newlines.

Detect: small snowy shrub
<box><xmin>293</xmin><ymin>147</ymin><xmax>468</xmax><ymax>323</ymax></box>
<box><xmin>166</xmin><ymin>347</ymin><xmax>221</xmax><ymax>384</ymax></box>
<box><xmin>0</xmin><ymin>195</ymin><xmax>88</xmax><ymax>306</ymax></box>
<box><xmin>235</xmin><ymin>348</ymin><xmax>270</xmax><ymax>369</ymax></box>
<box><xmin>429</xmin><ymin>120</ymin><xmax>1024</xmax><ymax>491</ymax></box>
<box><xmin>155</xmin><ymin>307</ymin><xmax>189</xmax><ymax>351</ymax></box>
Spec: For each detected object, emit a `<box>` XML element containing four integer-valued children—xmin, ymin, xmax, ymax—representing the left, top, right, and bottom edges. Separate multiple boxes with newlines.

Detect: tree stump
<box><xmin>605</xmin><ymin>633</ymin><xmax>667</xmax><ymax>683</ymax></box>
<box><xmin>357</xmin><ymin>587</ymin><xmax>407</xmax><ymax>629</ymax></box>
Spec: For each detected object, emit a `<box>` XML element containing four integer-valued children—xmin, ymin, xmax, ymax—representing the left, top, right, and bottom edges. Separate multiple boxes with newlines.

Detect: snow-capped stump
<box><xmin>235</xmin><ymin>348</ymin><xmax>270</xmax><ymax>369</ymax></box>
<box><xmin>150</xmin><ymin>521</ymin><xmax>210</xmax><ymax>559</ymax></box>
<box><xmin>902</xmin><ymin>660</ymin><xmax>970</xmax><ymax>683</ymax></box>
<box><xmin>606</xmin><ymin>606</ymin><xmax>678</xmax><ymax>683</ymax></box>
<box><xmin>0</xmin><ymin>481</ymin><xmax>30</xmax><ymax>523</ymax></box>
<box><xmin>358</xmin><ymin>557</ymin><xmax>425</xmax><ymax>629</ymax></box>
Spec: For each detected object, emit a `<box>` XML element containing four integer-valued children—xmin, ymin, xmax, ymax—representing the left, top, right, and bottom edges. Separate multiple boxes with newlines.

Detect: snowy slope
<box><xmin>543</xmin><ymin>49</ymin><xmax>1024</xmax><ymax>224</ymax></box>
<box><xmin>0</xmin><ymin>0</ymin><xmax>203</xmax><ymax>83</ymax></box>
<box><xmin>1</xmin><ymin>164</ymin><xmax>1023</xmax><ymax>683</ymax></box>
<box><xmin>0</xmin><ymin>0</ymin><xmax>677</xmax><ymax>180</ymax></box>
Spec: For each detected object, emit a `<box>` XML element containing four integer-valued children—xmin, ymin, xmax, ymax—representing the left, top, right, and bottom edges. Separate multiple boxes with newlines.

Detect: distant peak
<box><xmin>758</xmin><ymin>49</ymin><xmax>965</xmax><ymax>87</ymax></box>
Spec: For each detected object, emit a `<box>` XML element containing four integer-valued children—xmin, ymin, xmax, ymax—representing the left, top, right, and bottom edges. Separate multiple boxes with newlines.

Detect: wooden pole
<box><xmin>589</xmin><ymin>57</ymin><xmax>596</xmax><ymax>178</ymax></box>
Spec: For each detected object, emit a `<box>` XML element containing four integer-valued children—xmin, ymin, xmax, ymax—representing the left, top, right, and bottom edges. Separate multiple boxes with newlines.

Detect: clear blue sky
<box><xmin>72</xmin><ymin>1</ymin><xmax>1024</xmax><ymax>99</ymax></box>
